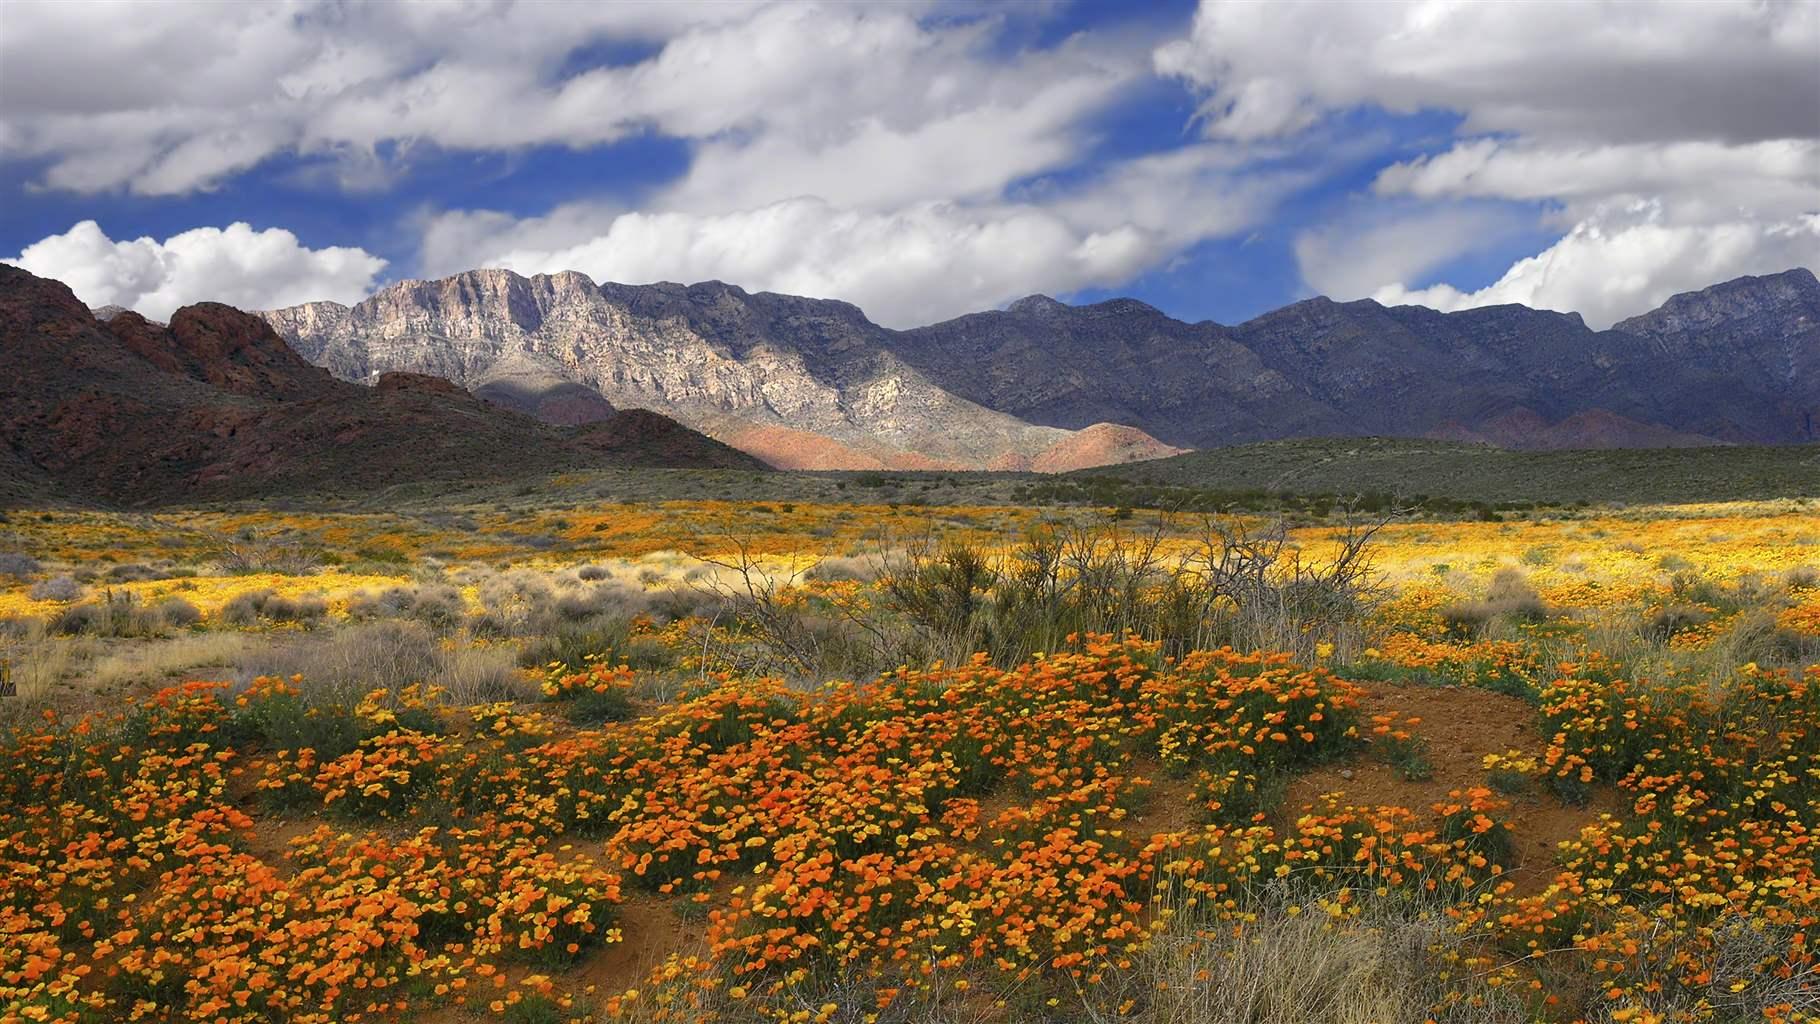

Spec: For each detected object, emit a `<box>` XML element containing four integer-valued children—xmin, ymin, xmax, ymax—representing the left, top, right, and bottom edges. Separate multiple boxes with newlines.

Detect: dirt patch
<box><xmin>565</xmin><ymin>892</ymin><xmax>703</xmax><ymax>998</ymax></box>
<box><xmin>1128</xmin><ymin>758</ymin><xmax>1203</xmax><ymax>838</ymax></box>
<box><xmin>1283</xmin><ymin>681</ymin><xmax>1621</xmax><ymax>895</ymax></box>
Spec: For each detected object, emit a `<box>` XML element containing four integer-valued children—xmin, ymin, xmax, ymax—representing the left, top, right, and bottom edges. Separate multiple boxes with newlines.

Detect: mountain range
<box><xmin>0</xmin><ymin>265</ymin><xmax>760</xmax><ymax>506</ymax></box>
<box><xmin>263</xmin><ymin>267</ymin><xmax>1820</xmax><ymax>468</ymax></box>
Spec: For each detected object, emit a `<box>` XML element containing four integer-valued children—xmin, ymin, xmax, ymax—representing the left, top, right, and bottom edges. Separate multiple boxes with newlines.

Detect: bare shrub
<box><xmin>52</xmin><ymin>592</ymin><xmax>174</xmax><ymax>638</ymax></box>
<box><xmin>694</xmin><ymin>510</ymin><xmax>1390</xmax><ymax>679</ymax></box>
<box><xmin>576</xmin><ymin>564</ymin><xmax>612</xmax><ymax>581</ymax></box>
<box><xmin>29</xmin><ymin>575</ymin><xmax>82</xmax><ymax>602</ymax></box>
<box><xmin>212</xmin><ymin>532</ymin><xmax>323</xmax><ymax>575</ymax></box>
<box><xmin>1440</xmin><ymin>568</ymin><xmax>1548</xmax><ymax>636</ymax></box>
<box><xmin>239</xmin><ymin>620</ymin><xmax>536</xmax><ymax>705</ymax></box>
<box><xmin>0</xmin><ymin>552</ymin><xmax>40</xmax><ymax>578</ymax></box>
<box><xmin>219</xmin><ymin>590</ymin><xmax>326</xmax><ymax>626</ymax></box>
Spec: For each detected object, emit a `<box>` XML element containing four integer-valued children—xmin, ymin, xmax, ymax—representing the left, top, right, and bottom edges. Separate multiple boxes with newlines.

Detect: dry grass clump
<box><xmin>1439</xmin><ymin>568</ymin><xmax>1548</xmax><ymax>637</ymax></box>
<box><xmin>90</xmin><ymin>631</ymin><xmax>255</xmax><ymax>690</ymax></box>
<box><xmin>1077</xmin><ymin>905</ymin><xmax>1526</xmax><ymax>1024</ymax></box>
<box><xmin>237</xmin><ymin>620</ymin><xmax>533</xmax><ymax>704</ymax></box>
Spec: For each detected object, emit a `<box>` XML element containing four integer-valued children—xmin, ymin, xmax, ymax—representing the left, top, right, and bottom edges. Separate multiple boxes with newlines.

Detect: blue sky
<box><xmin>1</xmin><ymin>0</ymin><xmax>1814</xmax><ymax>328</ymax></box>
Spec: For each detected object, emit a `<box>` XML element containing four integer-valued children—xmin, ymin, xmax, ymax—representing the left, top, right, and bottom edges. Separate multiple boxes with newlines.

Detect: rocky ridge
<box><xmin>266</xmin><ymin>267</ymin><xmax>1820</xmax><ymax>460</ymax></box>
<box><xmin>261</xmin><ymin>271</ymin><xmax>1183</xmax><ymax>471</ymax></box>
<box><xmin>0</xmin><ymin>266</ymin><xmax>762</xmax><ymax>506</ymax></box>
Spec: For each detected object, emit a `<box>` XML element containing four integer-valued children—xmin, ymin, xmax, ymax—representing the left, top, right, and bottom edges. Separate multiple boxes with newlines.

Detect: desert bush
<box><xmin>576</xmin><ymin>564</ymin><xmax>611</xmax><ymax>581</ymax></box>
<box><xmin>405</xmin><ymin>584</ymin><xmax>465</xmax><ymax>629</ymax></box>
<box><xmin>238</xmin><ymin>620</ymin><xmax>533</xmax><ymax>706</ymax></box>
<box><xmin>29</xmin><ymin>575</ymin><xmax>82</xmax><ymax>602</ymax></box>
<box><xmin>0</xmin><ymin>552</ymin><xmax>39</xmax><ymax>578</ymax></box>
<box><xmin>345</xmin><ymin>586</ymin><xmax>413</xmax><ymax>620</ymax></box>
<box><xmin>219</xmin><ymin>589</ymin><xmax>327</xmax><ymax>626</ymax></box>
<box><xmin>695</xmin><ymin>512</ymin><xmax>1386</xmax><ymax>678</ymax></box>
<box><xmin>1785</xmin><ymin>564</ymin><xmax>1819</xmax><ymax>590</ymax></box>
<box><xmin>103</xmin><ymin>562</ymin><xmax>163</xmax><ymax>582</ymax></box>
<box><xmin>1439</xmin><ymin>568</ymin><xmax>1547</xmax><ymax>636</ymax></box>
<box><xmin>804</xmin><ymin>554</ymin><xmax>879</xmax><ymax>582</ymax></box>
<box><xmin>1646</xmin><ymin>602</ymin><xmax>1712</xmax><ymax>641</ymax></box>
<box><xmin>551</xmin><ymin>582</ymin><xmax>647</xmax><ymax>623</ymax></box>
<box><xmin>213</xmin><ymin>533</ymin><xmax>324</xmax><ymax>575</ymax></box>
<box><xmin>52</xmin><ymin>592</ymin><xmax>178</xmax><ymax>638</ymax></box>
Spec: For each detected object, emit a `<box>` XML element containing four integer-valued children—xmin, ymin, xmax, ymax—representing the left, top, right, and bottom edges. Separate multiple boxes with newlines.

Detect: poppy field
<box><xmin>1</xmin><ymin>496</ymin><xmax>1817</xmax><ymax>1022</ymax></box>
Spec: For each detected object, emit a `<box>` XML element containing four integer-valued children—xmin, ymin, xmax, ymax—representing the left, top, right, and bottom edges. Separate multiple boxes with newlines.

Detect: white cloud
<box><xmin>1372</xmin><ymin>203</ymin><xmax>1820</xmax><ymax>329</ymax></box>
<box><xmin>0</xmin><ymin>1</ymin><xmax>1131</xmax><ymax>201</ymax></box>
<box><xmin>1294</xmin><ymin>203</ymin><xmax>1533</xmax><ymax>301</ymax></box>
<box><xmin>1155</xmin><ymin>0</ymin><xmax>1819</xmax><ymax>145</ymax></box>
<box><xmin>422</xmin><ymin>139</ymin><xmax>1310</xmax><ymax>328</ymax></box>
<box><xmin>1156</xmin><ymin>0</ymin><xmax>1820</xmax><ymax>323</ymax></box>
<box><xmin>1374</xmin><ymin>139</ymin><xmax>1820</xmax><ymax>220</ymax></box>
<box><xmin>478</xmin><ymin>198</ymin><xmax>1156</xmax><ymax>329</ymax></box>
<box><xmin>4</xmin><ymin>220</ymin><xmax>386</xmax><ymax>321</ymax></box>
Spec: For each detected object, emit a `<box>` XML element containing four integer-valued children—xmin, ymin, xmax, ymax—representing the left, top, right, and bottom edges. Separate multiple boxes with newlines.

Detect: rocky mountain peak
<box><xmin>1006</xmin><ymin>294</ymin><xmax>1068</xmax><ymax>317</ymax></box>
<box><xmin>103</xmin><ymin>301</ymin><xmax>333</xmax><ymax>400</ymax></box>
<box><xmin>1613</xmin><ymin>267</ymin><xmax>1820</xmax><ymax>338</ymax></box>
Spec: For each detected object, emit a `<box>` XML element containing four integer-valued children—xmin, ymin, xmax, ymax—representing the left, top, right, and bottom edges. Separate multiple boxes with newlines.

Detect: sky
<box><xmin>1</xmin><ymin>0</ymin><xmax>1816</xmax><ymax>329</ymax></box>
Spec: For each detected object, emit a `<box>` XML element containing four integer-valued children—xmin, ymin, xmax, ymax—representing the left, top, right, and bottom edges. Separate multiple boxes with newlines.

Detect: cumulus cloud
<box><xmin>1372</xmin><ymin>203</ymin><xmax>1820</xmax><ymax>329</ymax></box>
<box><xmin>1155</xmin><ymin>0</ymin><xmax>1819</xmax><ymax>145</ymax></box>
<box><xmin>477</xmin><ymin>198</ymin><xmax>1152</xmax><ymax>329</ymax></box>
<box><xmin>4</xmin><ymin>220</ymin><xmax>386</xmax><ymax>321</ymax></box>
<box><xmin>423</xmin><ymin>140</ymin><xmax>1308</xmax><ymax>328</ymax></box>
<box><xmin>1157</xmin><ymin>0</ymin><xmax>1820</xmax><ymax>322</ymax></box>
<box><xmin>1294</xmin><ymin>203</ymin><xmax>1535</xmax><ymax>301</ymax></box>
<box><xmin>0</xmin><ymin>2</ymin><xmax>1130</xmax><ymax>200</ymax></box>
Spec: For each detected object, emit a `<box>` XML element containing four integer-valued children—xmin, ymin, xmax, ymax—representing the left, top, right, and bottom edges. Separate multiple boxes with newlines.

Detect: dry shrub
<box><xmin>237</xmin><ymin>620</ymin><xmax>533</xmax><ymax>704</ymax></box>
<box><xmin>212</xmin><ymin>533</ymin><xmax>323</xmax><ymax>575</ymax></box>
<box><xmin>1645</xmin><ymin>603</ymin><xmax>1711</xmax><ymax>641</ymax></box>
<box><xmin>53</xmin><ymin>592</ymin><xmax>199</xmax><ymax>638</ymax></box>
<box><xmin>219</xmin><ymin>589</ymin><xmax>327</xmax><ymax>626</ymax></box>
<box><xmin>804</xmin><ymin>554</ymin><xmax>880</xmax><ymax>583</ymax></box>
<box><xmin>29</xmin><ymin>575</ymin><xmax>82</xmax><ymax>602</ymax></box>
<box><xmin>1440</xmin><ymin>568</ymin><xmax>1548</xmax><ymax>636</ymax></box>
<box><xmin>0</xmin><ymin>552</ymin><xmax>40</xmax><ymax>578</ymax></box>
<box><xmin>696</xmin><ymin>512</ymin><xmax>1388</xmax><ymax>680</ymax></box>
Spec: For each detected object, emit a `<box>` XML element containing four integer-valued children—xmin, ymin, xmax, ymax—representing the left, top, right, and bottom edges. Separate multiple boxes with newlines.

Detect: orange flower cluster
<box><xmin>3</xmin><ymin>627</ymin><xmax>1815</xmax><ymax>1021</ymax></box>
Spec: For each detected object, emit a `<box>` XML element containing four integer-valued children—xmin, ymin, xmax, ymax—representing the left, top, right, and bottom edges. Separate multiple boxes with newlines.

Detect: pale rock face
<box><xmin>263</xmin><ymin>269</ymin><xmax>1103</xmax><ymax>469</ymax></box>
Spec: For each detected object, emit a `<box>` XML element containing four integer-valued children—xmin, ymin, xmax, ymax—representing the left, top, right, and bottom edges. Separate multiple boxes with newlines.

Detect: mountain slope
<box><xmin>894</xmin><ymin>268</ymin><xmax>1820</xmax><ymax>449</ymax></box>
<box><xmin>0</xmin><ymin>266</ymin><xmax>760</xmax><ymax>506</ymax></box>
<box><xmin>264</xmin><ymin>266</ymin><xmax>1819</xmax><ymax>458</ymax></box>
<box><xmin>262</xmin><ymin>271</ymin><xmax>1179</xmax><ymax>472</ymax></box>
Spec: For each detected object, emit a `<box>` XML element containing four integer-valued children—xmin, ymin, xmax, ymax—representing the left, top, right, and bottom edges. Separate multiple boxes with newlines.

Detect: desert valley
<box><xmin>2</xmin><ymin>1</ymin><xmax>1817</xmax><ymax>1023</ymax></box>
